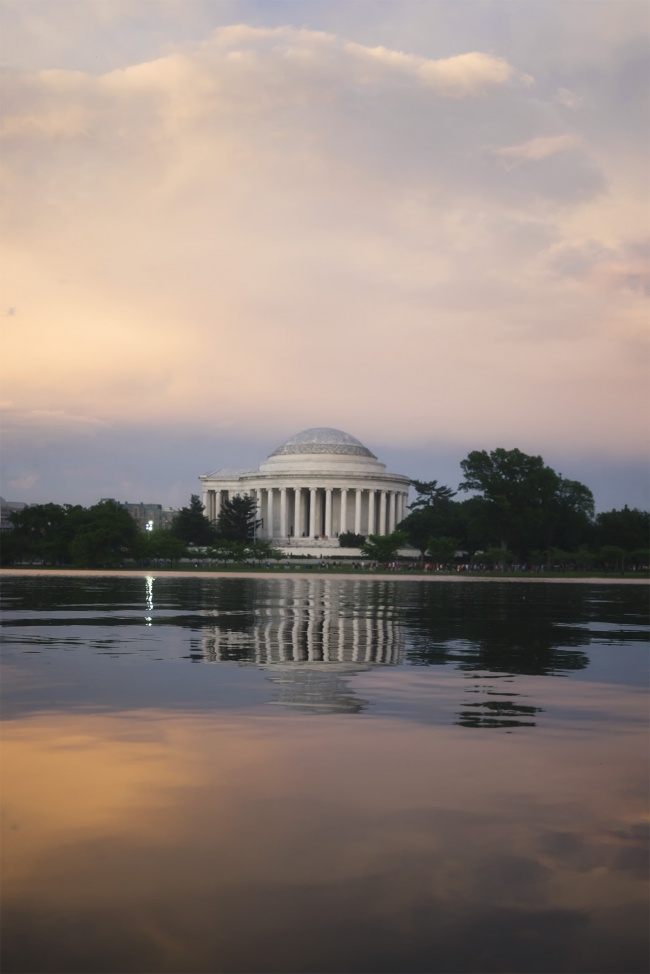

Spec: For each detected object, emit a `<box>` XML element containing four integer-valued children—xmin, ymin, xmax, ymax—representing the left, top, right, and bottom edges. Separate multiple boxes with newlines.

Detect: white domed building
<box><xmin>200</xmin><ymin>427</ymin><xmax>410</xmax><ymax>543</ymax></box>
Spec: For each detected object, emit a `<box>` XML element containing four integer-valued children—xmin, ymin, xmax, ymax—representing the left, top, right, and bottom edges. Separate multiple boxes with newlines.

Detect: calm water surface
<box><xmin>1</xmin><ymin>575</ymin><xmax>648</xmax><ymax>974</ymax></box>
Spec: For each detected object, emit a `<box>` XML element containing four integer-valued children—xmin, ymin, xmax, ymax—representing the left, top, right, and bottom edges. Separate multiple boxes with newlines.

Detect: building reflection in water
<box><xmin>144</xmin><ymin>575</ymin><xmax>154</xmax><ymax>626</ymax></box>
<box><xmin>194</xmin><ymin>578</ymin><xmax>404</xmax><ymax>713</ymax></box>
<box><xmin>139</xmin><ymin>575</ymin><xmax>610</xmax><ymax>728</ymax></box>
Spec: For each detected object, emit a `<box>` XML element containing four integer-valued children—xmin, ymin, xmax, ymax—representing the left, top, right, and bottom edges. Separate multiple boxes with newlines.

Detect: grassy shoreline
<box><xmin>1</xmin><ymin>567</ymin><xmax>648</xmax><ymax>584</ymax></box>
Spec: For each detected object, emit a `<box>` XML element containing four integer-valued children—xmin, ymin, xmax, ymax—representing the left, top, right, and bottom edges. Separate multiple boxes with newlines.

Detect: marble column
<box><xmin>368</xmin><ymin>490</ymin><xmax>376</xmax><ymax>536</ymax></box>
<box><xmin>280</xmin><ymin>488</ymin><xmax>287</xmax><ymax>538</ymax></box>
<box><xmin>355</xmin><ymin>489</ymin><xmax>363</xmax><ymax>535</ymax></box>
<box><xmin>294</xmin><ymin>488</ymin><xmax>302</xmax><ymax>537</ymax></box>
<box><xmin>309</xmin><ymin>488</ymin><xmax>317</xmax><ymax>537</ymax></box>
<box><xmin>379</xmin><ymin>491</ymin><xmax>387</xmax><ymax>536</ymax></box>
<box><xmin>267</xmin><ymin>488</ymin><xmax>274</xmax><ymax>540</ymax></box>
<box><xmin>389</xmin><ymin>492</ymin><xmax>396</xmax><ymax>532</ymax></box>
<box><xmin>325</xmin><ymin>488</ymin><xmax>333</xmax><ymax>537</ymax></box>
<box><xmin>340</xmin><ymin>488</ymin><xmax>348</xmax><ymax>535</ymax></box>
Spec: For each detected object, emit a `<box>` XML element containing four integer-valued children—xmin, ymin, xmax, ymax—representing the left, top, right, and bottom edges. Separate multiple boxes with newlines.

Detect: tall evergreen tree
<box><xmin>215</xmin><ymin>494</ymin><xmax>260</xmax><ymax>542</ymax></box>
<box><xmin>408</xmin><ymin>480</ymin><xmax>456</xmax><ymax>509</ymax></box>
<box><xmin>171</xmin><ymin>495</ymin><xmax>216</xmax><ymax>545</ymax></box>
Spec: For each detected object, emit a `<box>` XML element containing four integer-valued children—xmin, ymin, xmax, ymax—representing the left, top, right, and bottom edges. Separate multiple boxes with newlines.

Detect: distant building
<box><xmin>101</xmin><ymin>500</ymin><xmax>178</xmax><ymax>532</ymax></box>
<box><xmin>0</xmin><ymin>497</ymin><xmax>27</xmax><ymax>532</ymax></box>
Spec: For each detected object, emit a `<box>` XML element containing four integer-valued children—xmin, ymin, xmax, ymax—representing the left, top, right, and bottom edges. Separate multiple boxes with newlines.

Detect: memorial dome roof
<box><xmin>269</xmin><ymin>427</ymin><xmax>377</xmax><ymax>459</ymax></box>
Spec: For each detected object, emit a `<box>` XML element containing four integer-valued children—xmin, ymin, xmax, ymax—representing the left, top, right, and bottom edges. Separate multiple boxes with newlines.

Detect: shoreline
<box><xmin>1</xmin><ymin>568</ymin><xmax>647</xmax><ymax>585</ymax></box>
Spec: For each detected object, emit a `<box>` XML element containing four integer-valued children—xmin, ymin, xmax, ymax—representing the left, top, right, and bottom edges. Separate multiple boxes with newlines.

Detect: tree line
<box><xmin>1</xmin><ymin>447</ymin><xmax>647</xmax><ymax>570</ymax></box>
<box><xmin>364</xmin><ymin>448</ymin><xmax>649</xmax><ymax>569</ymax></box>
<box><xmin>0</xmin><ymin>494</ymin><xmax>271</xmax><ymax>568</ymax></box>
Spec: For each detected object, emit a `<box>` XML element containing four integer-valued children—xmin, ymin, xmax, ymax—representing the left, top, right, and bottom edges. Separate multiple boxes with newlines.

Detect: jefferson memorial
<box><xmin>200</xmin><ymin>427</ymin><xmax>410</xmax><ymax>542</ymax></box>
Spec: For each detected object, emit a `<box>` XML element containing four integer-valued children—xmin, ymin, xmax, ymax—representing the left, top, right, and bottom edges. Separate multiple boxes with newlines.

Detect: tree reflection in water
<box><xmin>179</xmin><ymin>577</ymin><xmax>608</xmax><ymax>725</ymax></box>
<box><xmin>4</xmin><ymin>574</ymin><xmax>645</xmax><ymax>728</ymax></box>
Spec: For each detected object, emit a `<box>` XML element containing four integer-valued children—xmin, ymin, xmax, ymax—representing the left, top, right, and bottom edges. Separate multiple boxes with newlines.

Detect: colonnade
<box><xmin>203</xmin><ymin>485</ymin><xmax>409</xmax><ymax>540</ymax></box>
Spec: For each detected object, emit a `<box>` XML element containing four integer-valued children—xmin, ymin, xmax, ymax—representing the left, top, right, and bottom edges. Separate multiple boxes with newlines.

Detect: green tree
<box><xmin>457</xmin><ymin>496</ymin><xmax>494</xmax><ymax>556</ymax></box>
<box><xmin>5</xmin><ymin>503</ymin><xmax>68</xmax><ymax>564</ymax></box>
<box><xmin>594</xmin><ymin>507</ymin><xmax>649</xmax><ymax>554</ymax></box>
<box><xmin>339</xmin><ymin>531</ymin><xmax>365</xmax><ymax>548</ymax></box>
<box><xmin>215</xmin><ymin>494</ymin><xmax>260</xmax><ymax>542</ymax></box>
<box><xmin>398</xmin><ymin>509</ymin><xmax>432</xmax><ymax>563</ymax></box>
<box><xmin>599</xmin><ymin>545</ymin><xmax>627</xmax><ymax>572</ymax></box>
<box><xmin>208</xmin><ymin>539</ymin><xmax>246</xmax><ymax>563</ymax></box>
<box><xmin>547</xmin><ymin>547</ymin><xmax>575</xmax><ymax>568</ymax></box>
<box><xmin>171</xmin><ymin>495</ymin><xmax>216</xmax><ymax>545</ymax></box>
<box><xmin>69</xmin><ymin>500</ymin><xmax>139</xmax><ymax>568</ymax></box>
<box><xmin>546</xmin><ymin>478</ymin><xmax>595</xmax><ymax>551</ymax></box>
<box><xmin>245</xmin><ymin>541</ymin><xmax>283</xmax><ymax>563</ymax></box>
<box><xmin>408</xmin><ymin>480</ymin><xmax>456</xmax><ymax>510</ymax></box>
<box><xmin>629</xmin><ymin>548</ymin><xmax>650</xmax><ymax>569</ymax></box>
<box><xmin>361</xmin><ymin>532</ymin><xmax>406</xmax><ymax>563</ymax></box>
<box><xmin>3</xmin><ymin>503</ymin><xmax>92</xmax><ymax>565</ymax></box>
<box><xmin>459</xmin><ymin>448</ymin><xmax>574</xmax><ymax>559</ymax></box>
<box><xmin>136</xmin><ymin>529</ymin><xmax>187</xmax><ymax>565</ymax></box>
<box><xmin>529</xmin><ymin>549</ymin><xmax>547</xmax><ymax>569</ymax></box>
<box><xmin>481</xmin><ymin>546</ymin><xmax>515</xmax><ymax>570</ymax></box>
<box><xmin>427</xmin><ymin>536</ymin><xmax>460</xmax><ymax>566</ymax></box>
<box><xmin>399</xmin><ymin>480</ymin><xmax>458</xmax><ymax>564</ymax></box>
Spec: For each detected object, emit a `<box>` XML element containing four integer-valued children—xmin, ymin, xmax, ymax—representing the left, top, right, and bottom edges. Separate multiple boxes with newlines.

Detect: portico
<box><xmin>200</xmin><ymin>428</ymin><xmax>410</xmax><ymax>542</ymax></box>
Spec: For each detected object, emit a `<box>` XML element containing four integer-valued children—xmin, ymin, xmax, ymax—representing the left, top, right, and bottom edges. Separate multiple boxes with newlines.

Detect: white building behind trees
<box><xmin>200</xmin><ymin>427</ymin><xmax>410</xmax><ymax>543</ymax></box>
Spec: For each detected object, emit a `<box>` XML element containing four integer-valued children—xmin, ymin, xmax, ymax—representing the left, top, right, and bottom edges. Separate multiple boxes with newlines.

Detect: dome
<box><xmin>269</xmin><ymin>427</ymin><xmax>377</xmax><ymax>459</ymax></box>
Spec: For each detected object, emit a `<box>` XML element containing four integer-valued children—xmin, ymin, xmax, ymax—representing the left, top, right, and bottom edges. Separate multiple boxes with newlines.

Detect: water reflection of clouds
<box><xmin>2</xmin><ymin>708</ymin><xmax>648</xmax><ymax>974</ymax></box>
<box><xmin>2</xmin><ymin>576</ymin><xmax>647</xmax><ymax>970</ymax></box>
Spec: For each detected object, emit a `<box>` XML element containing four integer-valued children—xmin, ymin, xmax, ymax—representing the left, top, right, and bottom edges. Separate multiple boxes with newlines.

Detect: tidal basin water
<box><xmin>1</xmin><ymin>574</ymin><xmax>648</xmax><ymax>974</ymax></box>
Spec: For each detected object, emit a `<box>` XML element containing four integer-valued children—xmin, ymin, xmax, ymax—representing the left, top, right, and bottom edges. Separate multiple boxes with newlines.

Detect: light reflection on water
<box><xmin>1</xmin><ymin>574</ymin><xmax>648</xmax><ymax>973</ymax></box>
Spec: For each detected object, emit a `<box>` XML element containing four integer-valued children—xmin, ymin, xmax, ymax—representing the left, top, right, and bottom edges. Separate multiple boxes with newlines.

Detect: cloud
<box><xmin>1</xmin><ymin>406</ymin><xmax>111</xmax><ymax>437</ymax></box>
<box><xmin>8</xmin><ymin>472</ymin><xmax>40</xmax><ymax>491</ymax></box>
<box><xmin>589</xmin><ymin>259</ymin><xmax>650</xmax><ymax>295</ymax></box>
<box><xmin>344</xmin><ymin>42</ymin><xmax>526</xmax><ymax>95</ymax></box>
<box><xmin>555</xmin><ymin>87</ymin><xmax>583</xmax><ymax>109</ymax></box>
<box><xmin>551</xmin><ymin>238</ymin><xmax>650</xmax><ymax>295</ymax></box>
<box><xmin>489</xmin><ymin>134</ymin><xmax>581</xmax><ymax>169</ymax></box>
<box><xmin>0</xmin><ymin>18</ymin><xmax>647</xmax><ymax>490</ymax></box>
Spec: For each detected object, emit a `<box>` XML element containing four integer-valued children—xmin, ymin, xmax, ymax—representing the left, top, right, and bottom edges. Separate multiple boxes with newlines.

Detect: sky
<box><xmin>1</xmin><ymin>0</ymin><xmax>648</xmax><ymax>513</ymax></box>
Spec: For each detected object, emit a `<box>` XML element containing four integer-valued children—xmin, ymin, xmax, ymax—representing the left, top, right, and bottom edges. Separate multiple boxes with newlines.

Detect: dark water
<box><xmin>1</xmin><ymin>574</ymin><xmax>648</xmax><ymax>974</ymax></box>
